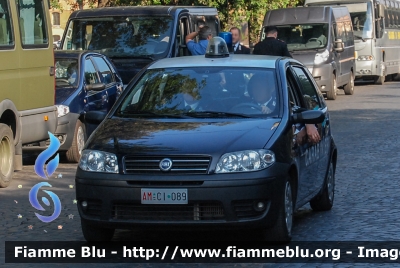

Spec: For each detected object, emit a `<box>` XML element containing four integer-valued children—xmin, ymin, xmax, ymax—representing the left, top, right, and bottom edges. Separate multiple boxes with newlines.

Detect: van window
<box><xmin>344</xmin><ymin>21</ymin><xmax>354</xmax><ymax>45</ymax></box>
<box><xmin>63</xmin><ymin>16</ymin><xmax>173</xmax><ymax>59</ymax></box>
<box><xmin>265</xmin><ymin>24</ymin><xmax>329</xmax><ymax>51</ymax></box>
<box><xmin>347</xmin><ymin>2</ymin><xmax>373</xmax><ymax>39</ymax></box>
<box><xmin>92</xmin><ymin>56</ymin><xmax>115</xmax><ymax>85</ymax></box>
<box><xmin>17</xmin><ymin>0</ymin><xmax>48</xmax><ymax>47</ymax></box>
<box><xmin>0</xmin><ymin>0</ymin><xmax>14</xmax><ymax>48</ymax></box>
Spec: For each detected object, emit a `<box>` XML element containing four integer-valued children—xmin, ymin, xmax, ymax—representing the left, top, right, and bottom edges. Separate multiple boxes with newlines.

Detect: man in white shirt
<box><xmin>230</xmin><ymin>27</ymin><xmax>250</xmax><ymax>54</ymax></box>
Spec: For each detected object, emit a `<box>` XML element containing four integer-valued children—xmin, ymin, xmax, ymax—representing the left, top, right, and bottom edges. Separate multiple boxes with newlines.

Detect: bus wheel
<box><xmin>374</xmin><ymin>75</ymin><xmax>385</xmax><ymax>85</ymax></box>
<box><xmin>0</xmin><ymin>123</ymin><xmax>14</xmax><ymax>188</ymax></box>
<box><xmin>326</xmin><ymin>74</ymin><xmax>337</xmax><ymax>100</ymax></box>
<box><xmin>344</xmin><ymin>72</ymin><xmax>354</xmax><ymax>95</ymax></box>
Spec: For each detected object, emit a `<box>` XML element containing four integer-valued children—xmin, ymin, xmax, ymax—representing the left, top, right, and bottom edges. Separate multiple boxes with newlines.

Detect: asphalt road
<box><xmin>2</xmin><ymin>81</ymin><xmax>400</xmax><ymax>267</ymax></box>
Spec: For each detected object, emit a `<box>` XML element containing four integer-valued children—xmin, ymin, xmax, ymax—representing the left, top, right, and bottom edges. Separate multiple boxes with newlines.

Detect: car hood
<box><xmin>86</xmin><ymin>118</ymin><xmax>281</xmax><ymax>155</ymax></box>
<box><xmin>55</xmin><ymin>87</ymin><xmax>77</xmax><ymax>104</ymax></box>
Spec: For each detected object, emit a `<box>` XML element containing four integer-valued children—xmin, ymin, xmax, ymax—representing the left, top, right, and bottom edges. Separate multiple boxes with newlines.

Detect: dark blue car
<box><xmin>54</xmin><ymin>51</ymin><xmax>123</xmax><ymax>162</ymax></box>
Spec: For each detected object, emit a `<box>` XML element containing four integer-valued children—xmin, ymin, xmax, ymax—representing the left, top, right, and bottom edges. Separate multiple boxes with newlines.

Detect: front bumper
<box><xmin>308</xmin><ymin>64</ymin><xmax>333</xmax><ymax>93</ymax></box>
<box><xmin>22</xmin><ymin>112</ymin><xmax>80</xmax><ymax>152</ymax></box>
<box><xmin>75</xmin><ymin>163</ymin><xmax>289</xmax><ymax>230</ymax></box>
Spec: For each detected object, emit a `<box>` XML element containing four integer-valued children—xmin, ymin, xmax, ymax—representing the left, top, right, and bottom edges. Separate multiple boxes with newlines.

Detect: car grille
<box><xmin>123</xmin><ymin>156</ymin><xmax>211</xmax><ymax>175</ymax></box>
<box><xmin>112</xmin><ymin>202</ymin><xmax>224</xmax><ymax>221</ymax></box>
<box><xmin>82</xmin><ymin>199</ymin><xmax>102</xmax><ymax>218</ymax></box>
<box><xmin>233</xmin><ymin>200</ymin><xmax>267</xmax><ymax>220</ymax></box>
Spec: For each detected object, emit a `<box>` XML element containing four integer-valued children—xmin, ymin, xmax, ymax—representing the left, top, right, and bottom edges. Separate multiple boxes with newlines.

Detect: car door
<box><xmin>83</xmin><ymin>57</ymin><xmax>104</xmax><ymax>112</ymax></box>
<box><xmin>291</xmin><ymin>65</ymin><xmax>328</xmax><ymax>195</ymax></box>
<box><xmin>91</xmin><ymin>56</ymin><xmax>121</xmax><ymax>111</ymax></box>
<box><xmin>286</xmin><ymin>67</ymin><xmax>315</xmax><ymax>202</ymax></box>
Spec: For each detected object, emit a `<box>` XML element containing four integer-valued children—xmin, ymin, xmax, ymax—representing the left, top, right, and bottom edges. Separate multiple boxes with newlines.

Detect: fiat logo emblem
<box><xmin>159</xmin><ymin>158</ymin><xmax>173</xmax><ymax>171</ymax></box>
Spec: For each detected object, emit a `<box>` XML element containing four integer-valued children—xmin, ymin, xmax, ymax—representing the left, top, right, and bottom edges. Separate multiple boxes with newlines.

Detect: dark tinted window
<box><xmin>17</xmin><ymin>0</ymin><xmax>48</xmax><ymax>47</ymax></box>
<box><xmin>292</xmin><ymin>67</ymin><xmax>321</xmax><ymax>110</ymax></box>
<box><xmin>92</xmin><ymin>56</ymin><xmax>114</xmax><ymax>84</ymax></box>
<box><xmin>84</xmin><ymin>58</ymin><xmax>100</xmax><ymax>85</ymax></box>
<box><xmin>0</xmin><ymin>0</ymin><xmax>13</xmax><ymax>48</ymax></box>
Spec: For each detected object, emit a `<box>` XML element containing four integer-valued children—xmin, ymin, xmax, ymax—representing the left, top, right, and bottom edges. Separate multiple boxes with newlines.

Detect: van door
<box><xmin>177</xmin><ymin>15</ymin><xmax>190</xmax><ymax>56</ymax></box>
<box><xmin>334</xmin><ymin>21</ymin><xmax>346</xmax><ymax>85</ymax></box>
<box><xmin>16</xmin><ymin>0</ymin><xmax>54</xmax><ymax>112</ymax></box>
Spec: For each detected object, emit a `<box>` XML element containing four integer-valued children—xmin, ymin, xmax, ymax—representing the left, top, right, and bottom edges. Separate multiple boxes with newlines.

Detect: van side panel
<box><xmin>0</xmin><ymin>0</ymin><xmax>57</xmax><ymax>147</ymax></box>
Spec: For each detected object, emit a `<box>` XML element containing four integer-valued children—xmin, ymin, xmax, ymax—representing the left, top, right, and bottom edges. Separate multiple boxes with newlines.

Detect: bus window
<box><xmin>17</xmin><ymin>0</ymin><xmax>48</xmax><ymax>47</ymax></box>
<box><xmin>0</xmin><ymin>0</ymin><xmax>13</xmax><ymax>47</ymax></box>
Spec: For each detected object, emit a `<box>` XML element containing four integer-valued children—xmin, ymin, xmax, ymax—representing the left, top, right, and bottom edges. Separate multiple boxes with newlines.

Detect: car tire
<box><xmin>66</xmin><ymin>120</ymin><xmax>86</xmax><ymax>163</ymax></box>
<box><xmin>81</xmin><ymin>219</ymin><xmax>115</xmax><ymax>242</ymax></box>
<box><xmin>374</xmin><ymin>75</ymin><xmax>385</xmax><ymax>85</ymax></box>
<box><xmin>262</xmin><ymin>178</ymin><xmax>294</xmax><ymax>242</ymax></box>
<box><xmin>326</xmin><ymin>74</ymin><xmax>337</xmax><ymax>100</ymax></box>
<box><xmin>344</xmin><ymin>72</ymin><xmax>354</xmax><ymax>95</ymax></box>
<box><xmin>0</xmin><ymin>123</ymin><xmax>14</xmax><ymax>188</ymax></box>
<box><xmin>310</xmin><ymin>161</ymin><xmax>335</xmax><ymax>211</ymax></box>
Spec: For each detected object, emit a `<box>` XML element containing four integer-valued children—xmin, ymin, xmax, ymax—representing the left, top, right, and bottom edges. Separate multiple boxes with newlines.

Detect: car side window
<box><xmin>84</xmin><ymin>58</ymin><xmax>100</xmax><ymax>85</ymax></box>
<box><xmin>286</xmin><ymin>69</ymin><xmax>302</xmax><ymax>110</ymax></box>
<box><xmin>0</xmin><ymin>0</ymin><xmax>14</xmax><ymax>48</ymax></box>
<box><xmin>17</xmin><ymin>0</ymin><xmax>48</xmax><ymax>48</ymax></box>
<box><xmin>92</xmin><ymin>56</ymin><xmax>114</xmax><ymax>85</ymax></box>
<box><xmin>292</xmin><ymin>66</ymin><xmax>322</xmax><ymax>111</ymax></box>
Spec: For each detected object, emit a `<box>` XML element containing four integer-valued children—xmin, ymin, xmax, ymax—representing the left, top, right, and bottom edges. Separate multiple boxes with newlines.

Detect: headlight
<box><xmin>357</xmin><ymin>55</ymin><xmax>374</xmax><ymax>61</ymax></box>
<box><xmin>56</xmin><ymin>105</ymin><xmax>70</xmax><ymax>117</ymax></box>
<box><xmin>79</xmin><ymin>150</ymin><xmax>119</xmax><ymax>173</ymax></box>
<box><xmin>215</xmin><ymin>149</ymin><xmax>275</xmax><ymax>173</ymax></box>
<box><xmin>314</xmin><ymin>49</ymin><xmax>329</xmax><ymax>65</ymax></box>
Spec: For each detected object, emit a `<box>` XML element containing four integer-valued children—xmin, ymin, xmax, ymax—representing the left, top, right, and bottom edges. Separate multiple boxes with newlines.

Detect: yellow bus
<box><xmin>0</xmin><ymin>0</ymin><xmax>57</xmax><ymax>188</ymax></box>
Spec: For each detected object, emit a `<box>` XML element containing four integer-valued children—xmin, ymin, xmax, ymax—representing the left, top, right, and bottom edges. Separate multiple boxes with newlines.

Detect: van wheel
<box><xmin>344</xmin><ymin>72</ymin><xmax>354</xmax><ymax>95</ymax></box>
<box><xmin>0</xmin><ymin>123</ymin><xmax>14</xmax><ymax>188</ymax></box>
<box><xmin>66</xmin><ymin>120</ymin><xmax>86</xmax><ymax>163</ymax></box>
<box><xmin>310</xmin><ymin>161</ymin><xmax>335</xmax><ymax>211</ymax></box>
<box><xmin>262</xmin><ymin>178</ymin><xmax>294</xmax><ymax>242</ymax></box>
<box><xmin>81</xmin><ymin>219</ymin><xmax>115</xmax><ymax>241</ymax></box>
<box><xmin>374</xmin><ymin>75</ymin><xmax>385</xmax><ymax>85</ymax></box>
<box><xmin>326</xmin><ymin>75</ymin><xmax>337</xmax><ymax>100</ymax></box>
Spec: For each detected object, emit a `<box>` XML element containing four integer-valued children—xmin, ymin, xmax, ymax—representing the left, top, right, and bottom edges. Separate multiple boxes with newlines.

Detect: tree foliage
<box><xmin>51</xmin><ymin>0</ymin><xmax>300</xmax><ymax>44</ymax></box>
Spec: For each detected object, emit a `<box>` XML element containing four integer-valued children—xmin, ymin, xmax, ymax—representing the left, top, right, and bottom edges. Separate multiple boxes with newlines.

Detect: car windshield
<box><xmin>55</xmin><ymin>58</ymin><xmax>79</xmax><ymax>88</ymax></box>
<box><xmin>62</xmin><ymin>16</ymin><xmax>173</xmax><ymax>58</ymax></box>
<box><xmin>347</xmin><ymin>2</ymin><xmax>373</xmax><ymax>39</ymax></box>
<box><xmin>116</xmin><ymin>67</ymin><xmax>280</xmax><ymax>119</ymax></box>
<box><xmin>263</xmin><ymin>24</ymin><xmax>329</xmax><ymax>51</ymax></box>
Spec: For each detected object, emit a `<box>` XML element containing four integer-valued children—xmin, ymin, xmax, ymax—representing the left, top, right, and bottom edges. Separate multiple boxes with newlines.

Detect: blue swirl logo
<box><xmin>29</xmin><ymin>132</ymin><xmax>62</xmax><ymax>223</ymax></box>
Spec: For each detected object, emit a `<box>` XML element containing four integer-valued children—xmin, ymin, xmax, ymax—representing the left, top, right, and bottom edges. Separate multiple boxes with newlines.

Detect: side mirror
<box><xmin>85</xmin><ymin>111</ymin><xmax>107</xmax><ymax>125</ymax></box>
<box><xmin>292</xmin><ymin>110</ymin><xmax>325</xmax><ymax>124</ymax></box>
<box><xmin>377</xmin><ymin>4</ymin><xmax>385</xmax><ymax>18</ymax></box>
<box><xmin>334</xmin><ymin>39</ymin><xmax>344</xmax><ymax>53</ymax></box>
<box><xmin>85</xmin><ymin>83</ymin><xmax>106</xmax><ymax>91</ymax></box>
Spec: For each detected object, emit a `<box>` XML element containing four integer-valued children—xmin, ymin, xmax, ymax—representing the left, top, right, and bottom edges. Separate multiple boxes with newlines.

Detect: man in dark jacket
<box><xmin>230</xmin><ymin>27</ymin><xmax>250</xmax><ymax>54</ymax></box>
<box><xmin>253</xmin><ymin>26</ymin><xmax>292</xmax><ymax>57</ymax></box>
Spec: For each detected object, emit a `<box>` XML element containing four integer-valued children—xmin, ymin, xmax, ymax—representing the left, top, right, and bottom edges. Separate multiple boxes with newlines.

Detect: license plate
<box><xmin>141</xmin><ymin>188</ymin><xmax>188</xmax><ymax>204</ymax></box>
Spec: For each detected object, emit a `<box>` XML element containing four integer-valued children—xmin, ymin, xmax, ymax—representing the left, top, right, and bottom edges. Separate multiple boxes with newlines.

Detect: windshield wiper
<box><xmin>354</xmin><ymin>35</ymin><xmax>366</xmax><ymax>42</ymax></box>
<box><xmin>116</xmin><ymin>111</ymin><xmax>185</xmax><ymax>118</ymax></box>
<box><xmin>182</xmin><ymin>111</ymin><xmax>253</xmax><ymax>118</ymax></box>
<box><xmin>110</xmin><ymin>55</ymin><xmax>154</xmax><ymax>61</ymax></box>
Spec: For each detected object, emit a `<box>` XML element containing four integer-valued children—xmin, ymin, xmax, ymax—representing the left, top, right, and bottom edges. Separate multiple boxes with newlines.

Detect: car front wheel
<box><xmin>262</xmin><ymin>178</ymin><xmax>294</xmax><ymax>242</ymax></box>
<box><xmin>310</xmin><ymin>161</ymin><xmax>335</xmax><ymax>211</ymax></box>
<box><xmin>66</xmin><ymin>120</ymin><xmax>86</xmax><ymax>163</ymax></box>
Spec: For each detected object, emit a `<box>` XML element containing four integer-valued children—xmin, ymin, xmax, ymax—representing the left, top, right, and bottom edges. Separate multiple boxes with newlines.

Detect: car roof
<box><xmin>54</xmin><ymin>50</ymin><xmax>104</xmax><ymax>59</ymax></box>
<box><xmin>148</xmin><ymin>55</ymin><xmax>290</xmax><ymax>69</ymax></box>
<box><xmin>68</xmin><ymin>6</ymin><xmax>217</xmax><ymax>18</ymax></box>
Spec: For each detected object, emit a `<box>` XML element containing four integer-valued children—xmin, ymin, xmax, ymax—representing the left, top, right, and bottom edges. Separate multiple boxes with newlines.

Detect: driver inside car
<box><xmin>247</xmin><ymin>74</ymin><xmax>276</xmax><ymax>114</ymax></box>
